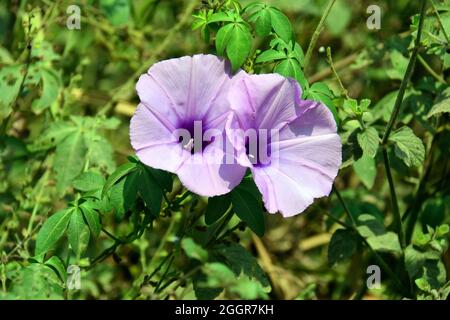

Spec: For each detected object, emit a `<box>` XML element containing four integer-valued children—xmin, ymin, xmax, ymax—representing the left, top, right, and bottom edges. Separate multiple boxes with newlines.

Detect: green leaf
<box><xmin>427</xmin><ymin>87</ymin><xmax>450</xmax><ymax>118</ymax></box>
<box><xmin>102</xmin><ymin>161</ymin><xmax>138</xmax><ymax>198</ymax></box>
<box><xmin>205</xmin><ymin>194</ymin><xmax>231</xmax><ymax>225</ymax></box>
<box><xmin>54</xmin><ymin>131</ymin><xmax>87</xmax><ymax>194</ymax></box>
<box><xmin>35</xmin><ymin>208</ymin><xmax>74</xmax><ymax>256</ymax></box>
<box><xmin>100</xmin><ymin>0</ymin><xmax>130</xmax><ymax>26</ymax></box>
<box><xmin>208</xmin><ymin>11</ymin><xmax>234</xmax><ymax>24</ymax></box>
<box><xmin>215</xmin><ymin>23</ymin><xmax>234</xmax><ymax>56</ymax></box>
<box><xmin>250</xmin><ymin>7</ymin><xmax>272</xmax><ymax>37</ymax></box>
<box><xmin>44</xmin><ymin>256</ymin><xmax>67</xmax><ymax>282</ymax></box>
<box><xmin>268</xmin><ymin>7</ymin><xmax>292</xmax><ymax>42</ymax></box>
<box><xmin>328</xmin><ymin>229</ymin><xmax>358</xmax><ymax>267</ymax></box>
<box><xmin>31</xmin><ymin>68</ymin><xmax>61</xmax><ymax>114</ymax></box>
<box><xmin>181</xmin><ymin>238</ymin><xmax>208</xmax><ymax>262</ymax></box>
<box><xmin>123</xmin><ymin>170</ymin><xmax>139</xmax><ymax>212</ymax></box>
<box><xmin>231</xmin><ymin>179</ymin><xmax>265</xmax><ymax>237</ymax></box>
<box><xmin>306</xmin><ymin>82</ymin><xmax>338</xmax><ymax>124</ymax></box>
<box><xmin>80</xmin><ymin>202</ymin><xmax>101</xmax><ymax>237</ymax></box>
<box><xmin>366</xmin><ymin>232</ymin><xmax>402</xmax><ymax>254</ymax></box>
<box><xmin>0</xmin><ymin>64</ymin><xmax>22</xmax><ymax>121</ymax></box>
<box><xmin>214</xmin><ymin>243</ymin><xmax>270</xmax><ymax>287</ymax></box>
<box><xmin>387</xmin><ymin>50</ymin><xmax>409</xmax><ymax>80</ymax></box>
<box><xmin>72</xmin><ymin>171</ymin><xmax>105</xmax><ymax>192</ymax></box>
<box><xmin>356</xmin><ymin>214</ymin><xmax>385</xmax><ymax>238</ymax></box>
<box><xmin>389</xmin><ymin>126</ymin><xmax>425</xmax><ymax>167</ymax></box>
<box><xmin>353</xmin><ymin>154</ymin><xmax>377</xmax><ymax>189</ymax></box>
<box><xmin>28</xmin><ymin>121</ymin><xmax>77</xmax><ymax>152</ymax></box>
<box><xmin>226</xmin><ymin>23</ymin><xmax>252</xmax><ymax>71</ymax></box>
<box><xmin>255</xmin><ymin>49</ymin><xmax>286</xmax><ymax>64</ymax></box>
<box><xmin>138</xmin><ymin>165</ymin><xmax>163</xmax><ymax>215</ymax></box>
<box><xmin>357</xmin><ymin>127</ymin><xmax>379</xmax><ymax>158</ymax></box>
<box><xmin>67</xmin><ymin>209</ymin><xmax>91</xmax><ymax>258</ymax></box>
<box><xmin>274</xmin><ymin>58</ymin><xmax>307</xmax><ymax>88</ymax></box>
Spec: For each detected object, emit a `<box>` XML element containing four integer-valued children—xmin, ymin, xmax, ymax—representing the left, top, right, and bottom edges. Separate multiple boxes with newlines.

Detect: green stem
<box><xmin>381</xmin><ymin>0</ymin><xmax>427</xmax><ymax>144</ymax></box>
<box><xmin>378</xmin><ymin>0</ymin><xmax>426</xmax><ymax>249</ymax></box>
<box><xmin>382</xmin><ymin>148</ymin><xmax>405</xmax><ymax>248</ymax></box>
<box><xmin>206</xmin><ymin>207</ymin><xmax>234</xmax><ymax>247</ymax></box>
<box><xmin>333</xmin><ymin>185</ymin><xmax>356</xmax><ymax>226</ymax></box>
<box><xmin>326</xmin><ymin>47</ymin><xmax>350</xmax><ymax>98</ymax></box>
<box><xmin>417</xmin><ymin>54</ymin><xmax>446</xmax><ymax>84</ymax></box>
<box><xmin>430</xmin><ymin>0</ymin><xmax>450</xmax><ymax>44</ymax></box>
<box><xmin>333</xmin><ymin>185</ymin><xmax>410</xmax><ymax>296</ymax></box>
<box><xmin>304</xmin><ymin>0</ymin><xmax>337</xmax><ymax>71</ymax></box>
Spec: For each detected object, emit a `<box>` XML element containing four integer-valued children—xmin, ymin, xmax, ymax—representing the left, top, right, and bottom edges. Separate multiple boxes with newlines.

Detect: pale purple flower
<box><xmin>226</xmin><ymin>73</ymin><xmax>342</xmax><ymax>217</ymax></box>
<box><xmin>130</xmin><ymin>54</ymin><xmax>247</xmax><ymax>196</ymax></box>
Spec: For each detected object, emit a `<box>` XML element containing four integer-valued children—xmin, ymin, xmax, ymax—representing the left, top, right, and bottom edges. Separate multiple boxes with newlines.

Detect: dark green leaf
<box><xmin>231</xmin><ymin>179</ymin><xmax>265</xmax><ymax>237</ymax></box>
<box><xmin>67</xmin><ymin>209</ymin><xmax>91</xmax><ymax>258</ymax></box>
<box><xmin>205</xmin><ymin>194</ymin><xmax>231</xmax><ymax>225</ymax></box>
<box><xmin>102</xmin><ymin>161</ymin><xmax>138</xmax><ymax>198</ymax></box>
<box><xmin>328</xmin><ymin>229</ymin><xmax>358</xmax><ymax>267</ymax></box>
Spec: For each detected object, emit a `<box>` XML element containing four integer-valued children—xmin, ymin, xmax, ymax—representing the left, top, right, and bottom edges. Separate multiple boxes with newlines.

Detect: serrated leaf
<box><xmin>226</xmin><ymin>23</ymin><xmax>252</xmax><ymax>71</ymax></box>
<box><xmin>102</xmin><ymin>161</ymin><xmax>138</xmax><ymax>198</ymax></box>
<box><xmin>72</xmin><ymin>171</ymin><xmax>105</xmax><ymax>192</ymax></box>
<box><xmin>54</xmin><ymin>131</ymin><xmax>87</xmax><ymax>194</ymax></box>
<box><xmin>205</xmin><ymin>194</ymin><xmax>231</xmax><ymax>225</ymax></box>
<box><xmin>328</xmin><ymin>229</ymin><xmax>358</xmax><ymax>267</ymax></box>
<box><xmin>357</xmin><ymin>127</ymin><xmax>379</xmax><ymax>158</ymax></box>
<box><xmin>353</xmin><ymin>154</ymin><xmax>377</xmax><ymax>189</ymax></box>
<box><xmin>67</xmin><ymin>209</ymin><xmax>90</xmax><ymax>258</ymax></box>
<box><xmin>366</xmin><ymin>232</ymin><xmax>402</xmax><ymax>254</ymax></box>
<box><xmin>35</xmin><ymin>208</ymin><xmax>74</xmax><ymax>256</ymax></box>
<box><xmin>231</xmin><ymin>179</ymin><xmax>265</xmax><ymax>237</ymax></box>
<box><xmin>389</xmin><ymin>126</ymin><xmax>425</xmax><ymax>167</ymax></box>
<box><xmin>427</xmin><ymin>87</ymin><xmax>450</xmax><ymax>118</ymax></box>
<box><xmin>181</xmin><ymin>238</ymin><xmax>208</xmax><ymax>262</ymax></box>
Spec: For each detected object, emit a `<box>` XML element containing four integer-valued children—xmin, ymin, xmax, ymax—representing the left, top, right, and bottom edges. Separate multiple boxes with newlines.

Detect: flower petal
<box><xmin>253</xmin><ymin>101</ymin><xmax>342</xmax><ymax>217</ymax></box>
<box><xmin>176</xmin><ymin>140</ymin><xmax>246</xmax><ymax>197</ymax></box>
<box><xmin>227</xmin><ymin>73</ymin><xmax>302</xmax><ymax>131</ymax></box>
<box><xmin>130</xmin><ymin>103</ymin><xmax>188</xmax><ymax>172</ymax></box>
<box><xmin>137</xmin><ymin>54</ymin><xmax>246</xmax><ymax>126</ymax></box>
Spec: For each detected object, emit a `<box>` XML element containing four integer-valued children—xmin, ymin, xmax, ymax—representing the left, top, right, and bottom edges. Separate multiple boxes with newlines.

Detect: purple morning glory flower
<box><xmin>130</xmin><ymin>54</ymin><xmax>247</xmax><ymax>196</ymax></box>
<box><xmin>226</xmin><ymin>73</ymin><xmax>342</xmax><ymax>217</ymax></box>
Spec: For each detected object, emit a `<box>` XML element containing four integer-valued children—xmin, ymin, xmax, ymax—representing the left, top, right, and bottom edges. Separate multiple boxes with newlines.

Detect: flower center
<box><xmin>245</xmin><ymin>129</ymin><xmax>272</xmax><ymax>167</ymax></box>
<box><xmin>176</xmin><ymin>120</ymin><xmax>214</xmax><ymax>154</ymax></box>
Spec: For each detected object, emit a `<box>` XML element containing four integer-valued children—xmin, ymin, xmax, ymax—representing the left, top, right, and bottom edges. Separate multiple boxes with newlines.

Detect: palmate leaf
<box><xmin>138</xmin><ymin>165</ymin><xmax>163</xmax><ymax>215</ymax></box>
<box><xmin>268</xmin><ymin>7</ymin><xmax>293</xmax><ymax>42</ymax></box>
<box><xmin>80</xmin><ymin>202</ymin><xmax>102</xmax><ymax>237</ymax></box>
<box><xmin>29</xmin><ymin>121</ymin><xmax>78</xmax><ymax>152</ymax></box>
<box><xmin>306</xmin><ymin>82</ymin><xmax>338</xmax><ymax>124</ymax></box>
<box><xmin>35</xmin><ymin>208</ymin><xmax>74</xmax><ymax>256</ymax></box>
<box><xmin>102</xmin><ymin>161</ymin><xmax>138</xmax><ymax>198</ymax></box>
<box><xmin>0</xmin><ymin>64</ymin><xmax>22</xmax><ymax>121</ymax></box>
<box><xmin>54</xmin><ymin>131</ymin><xmax>87</xmax><ymax>194</ymax></box>
<box><xmin>274</xmin><ymin>58</ymin><xmax>307</xmax><ymax>89</ymax></box>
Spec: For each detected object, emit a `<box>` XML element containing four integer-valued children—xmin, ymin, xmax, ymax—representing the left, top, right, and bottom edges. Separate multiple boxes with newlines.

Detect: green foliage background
<box><xmin>0</xmin><ymin>0</ymin><xmax>449</xmax><ymax>300</ymax></box>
